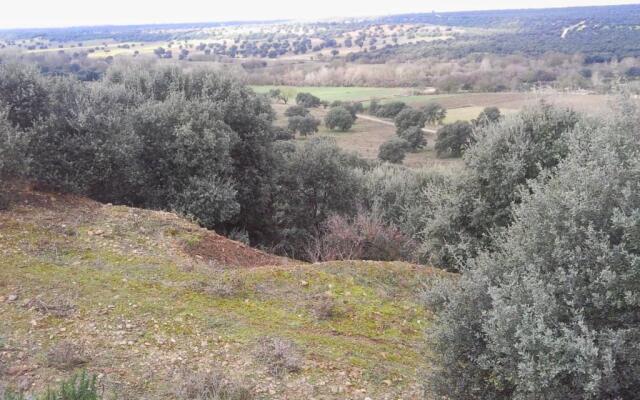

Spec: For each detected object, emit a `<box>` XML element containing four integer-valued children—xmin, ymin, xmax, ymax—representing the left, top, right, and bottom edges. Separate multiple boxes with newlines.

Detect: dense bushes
<box><xmin>373</xmin><ymin>101</ymin><xmax>406</xmax><ymax>118</ymax></box>
<box><xmin>425</xmin><ymin>99</ymin><xmax>640</xmax><ymax>399</ymax></box>
<box><xmin>434</xmin><ymin>121</ymin><xmax>473</xmax><ymax>157</ymax></box>
<box><xmin>423</xmin><ymin>103</ymin><xmax>580</xmax><ymax>268</ymax></box>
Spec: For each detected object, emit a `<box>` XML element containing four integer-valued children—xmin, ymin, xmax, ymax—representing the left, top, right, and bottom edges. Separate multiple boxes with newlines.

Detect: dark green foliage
<box><xmin>421</xmin><ymin>103</ymin><xmax>447</xmax><ymax>125</ymax></box>
<box><xmin>368</xmin><ymin>99</ymin><xmax>379</xmax><ymax>115</ymax></box>
<box><xmin>423</xmin><ymin>103</ymin><xmax>580</xmax><ymax>269</ymax></box>
<box><xmin>472</xmin><ymin>106</ymin><xmax>501</xmax><ymax>127</ymax></box>
<box><xmin>378</xmin><ymin>137</ymin><xmax>409</xmax><ymax>164</ymax></box>
<box><xmin>275</xmin><ymin>138</ymin><xmax>362</xmax><ymax>257</ymax></box>
<box><xmin>426</xmin><ymin>100</ymin><xmax>640</xmax><ymax>399</ymax></box>
<box><xmin>330</xmin><ymin>101</ymin><xmax>362</xmax><ymax>118</ymax></box>
<box><xmin>284</xmin><ymin>105</ymin><xmax>309</xmax><ymax>117</ymax></box>
<box><xmin>434</xmin><ymin>121</ymin><xmax>473</xmax><ymax>157</ymax></box>
<box><xmin>394</xmin><ymin>108</ymin><xmax>426</xmax><ymax>132</ymax></box>
<box><xmin>374</xmin><ymin>101</ymin><xmax>406</xmax><ymax>118</ymax></box>
<box><xmin>295</xmin><ymin>92</ymin><xmax>321</xmax><ymax>108</ymax></box>
<box><xmin>397</xmin><ymin>126</ymin><xmax>426</xmax><ymax>151</ymax></box>
<box><xmin>271</xmin><ymin>126</ymin><xmax>295</xmax><ymax>141</ymax></box>
<box><xmin>0</xmin><ymin>63</ymin><xmax>281</xmax><ymax>243</ymax></box>
<box><xmin>324</xmin><ymin>106</ymin><xmax>354</xmax><ymax>131</ymax></box>
<box><xmin>288</xmin><ymin>115</ymin><xmax>320</xmax><ymax>136</ymax></box>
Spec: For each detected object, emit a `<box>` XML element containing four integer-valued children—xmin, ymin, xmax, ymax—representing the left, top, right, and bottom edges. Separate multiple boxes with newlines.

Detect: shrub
<box><xmin>271</xmin><ymin>126</ymin><xmax>294</xmax><ymax>141</ymax></box>
<box><xmin>421</xmin><ymin>103</ymin><xmax>447</xmax><ymax>125</ymax></box>
<box><xmin>397</xmin><ymin>126</ymin><xmax>427</xmax><ymax>151</ymax></box>
<box><xmin>368</xmin><ymin>99</ymin><xmax>380</xmax><ymax>115</ymax></box>
<box><xmin>378</xmin><ymin>137</ymin><xmax>409</xmax><ymax>164</ymax></box>
<box><xmin>310</xmin><ymin>294</ymin><xmax>342</xmax><ymax>320</ymax></box>
<box><xmin>425</xmin><ymin>100</ymin><xmax>640</xmax><ymax>399</ymax></box>
<box><xmin>287</xmin><ymin>115</ymin><xmax>320</xmax><ymax>136</ymax></box>
<box><xmin>330</xmin><ymin>101</ymin><xmax>362</xmax><ymax>118</ymax></box>
<box><xmin>394</xmin><ymin>108</ymin><xmax>426</xmax><ymax>132</ymax></box>
<box><xmin>434</xmin><ymin>121</ymin><xmax>473</xmax><ymax>157</ymax></box>
<box><xmin>295</xmin><ymin>92</ymin><xmax>321</xmax><ymax>108</ymax></box>
<box><xmin>307</xmin><ymin>211</ymin><xmax>417</xmax><ymax>262</ymax></box>
<box><xmin>275</xmin><ymin>138</ymin><xmax>362</xmax><ymax>256</ymax></box>
<box><xmin>374</xmin><ymin>102</ymin><xmax>405</xmax><ymax>118</ymax></box>
<box><xmin>283</xmin><ymin>105</ymin><xmax>309</xmax><ymax>117</ymax></box>
<box><xmin>374</xmin><ymin>101</ymin><xmax>407</xmax><ymax>118</ymax></box>
<box><xmin>46</xmin><ymin>341</ymin><xmax>88</xmax><ymax>370</ymax></box>
<box><xmin>42</xmin><ymin>371</ymin><xmax>100</xmax><ymax>400</ymax></box>
<box><xmin>324</xmin><ymin>106</ymin><xmax>354</xmax><ymax>131</ymax></box>
<box><xmin>422</xmin><ymin>103</ymin><xmax>580</xmax><ymax>268</ymax></box>
<box><xmin>254</xmin><ymin>337</ymin><xmax>303</xmax><ymax>376</ymax></box>
<box><xmin>472</xmin><ymin>106</ymin><xmax>501</xmax><ymax>127</ymax></box>
<box><xmin>177</xmin><ymin>369</ymin><xmax>253</xmax><ymax>400</ymax></box>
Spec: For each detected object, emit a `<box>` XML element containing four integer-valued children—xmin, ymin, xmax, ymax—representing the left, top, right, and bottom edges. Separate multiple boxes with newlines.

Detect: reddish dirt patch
<box><xmin>184</xmin><ymin>231</ymin><xmax>290</xmax><ymax>268</ymax></box>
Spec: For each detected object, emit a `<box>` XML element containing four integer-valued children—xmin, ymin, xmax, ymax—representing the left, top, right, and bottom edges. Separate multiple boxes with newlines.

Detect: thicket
<box><xmin>0</xmin><ymin>61</ymin><xmax>358</xmax><ymax>258</ymax></box>
<box><xmin>425</xmin><ymin>98</ymin><xmax>640</xmax><ymax>399</ymax></box>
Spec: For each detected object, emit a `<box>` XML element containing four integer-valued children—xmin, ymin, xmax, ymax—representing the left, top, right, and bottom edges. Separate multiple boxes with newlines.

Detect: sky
<box><xmin>0</xmin><ymin>0</ymin><xmax>638</xmax><ymax>29</ymax></box>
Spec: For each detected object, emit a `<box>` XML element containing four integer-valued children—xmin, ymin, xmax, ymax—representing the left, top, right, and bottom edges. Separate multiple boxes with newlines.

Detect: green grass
<box><xmin>251</xmin><ymin>85</ymin><xmax>414</xmax><ymax>103</ymax></box>
<box><xmin>0</xmin><ymin>196</ymin><xmax>449</xmax><ymax>399</ymax></box>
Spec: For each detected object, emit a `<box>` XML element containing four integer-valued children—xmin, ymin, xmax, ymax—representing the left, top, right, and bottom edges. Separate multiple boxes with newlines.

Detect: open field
<box><xmin>272</xmin><ymin>103</ymin><xmax>465</xmax><ymax>169</ymax></box>
<box><xmin>0</xmin><ymin>190</ymin><xmax>449</xmax><ymax>399</ymax></box>
<box><xmin>252</xmin><ymin>86</ymin><xmax>417</xmax><ymax>103</ymax></box>
<box><xmin>256</xmin><ymin>85</ymin><xmax>613</xmax><ymax>114</ymax></box>
<box><xmin>267</xmin><ymin>87</ymin><xmax>613</xmax><ymax>168</ymax></box>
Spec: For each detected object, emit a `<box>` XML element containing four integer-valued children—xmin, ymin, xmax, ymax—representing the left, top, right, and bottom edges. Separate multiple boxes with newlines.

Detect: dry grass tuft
<box><xmin>254</xmin><ymin>337</ymin><xmax>303</xmax><ymax>377</ymax></box>
<box><xmin>46</xmin><ymin>340</ymin><xmax>88</xmax><ymax>370</ymax></box>
<box><xmin>176</xmin><ymin>369</ymin><xmax>253</xmax><ymax>400</ymax></box>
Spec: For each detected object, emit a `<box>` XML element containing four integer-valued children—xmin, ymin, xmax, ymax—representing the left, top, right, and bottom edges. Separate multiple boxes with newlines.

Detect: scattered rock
<box><xmin>7</xmin><ymin>294</ymin><xmax>18</xmax><ymax>302</ymax></box>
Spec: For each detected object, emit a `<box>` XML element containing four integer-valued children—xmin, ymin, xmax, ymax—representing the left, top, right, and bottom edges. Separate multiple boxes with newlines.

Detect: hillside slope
<box><xmin>0</xmin><ymin>190</ymin><xmax>449</xmax><ymax>399</ymax></box>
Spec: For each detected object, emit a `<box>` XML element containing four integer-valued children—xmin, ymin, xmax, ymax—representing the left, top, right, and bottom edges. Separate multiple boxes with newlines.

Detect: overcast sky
<box><xmin>0</xmin><ymin>0</ymin><xmax>638</xmax><ymax>29</ymax></box>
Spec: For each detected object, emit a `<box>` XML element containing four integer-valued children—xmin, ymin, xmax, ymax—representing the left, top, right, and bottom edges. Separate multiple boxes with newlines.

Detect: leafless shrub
<box><xmin>254</xmin><ymin>337</ymin><xmax>302</xmax><ymax>376</ymax></box>
<box><xmin>311</xmin><ymin>294</ymin><xmax>342</xmax><ymax>320</ymax></box>
<box><xmin>306</xmin><ymin>211</ymin><xmax>418</xmax><ymax>262</ymax></box>
<box><xmin>46</xmin><ymin>340</ymin><xmax>88</xmax><ymax>370</ymax></box>
<box><xmin>176</xmin><ymin>369</ymin><xmax>253</xmax><ymax>400</ymax></box>
<box><xmin>24</xmin><ymin>293</ymin><xmax>76</xmax><ymax>318</ymax></box>
<box><xmin>193</xmin><ymin>277</ymin><xmax>245</xmax><ymax>298</ymax></box>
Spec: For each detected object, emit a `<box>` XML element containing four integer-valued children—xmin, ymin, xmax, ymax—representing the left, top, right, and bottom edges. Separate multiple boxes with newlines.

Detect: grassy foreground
<box><xmin>0</xmin><ymin>190</ymin><xmax>449</xmax><ymax>399</ymax></box>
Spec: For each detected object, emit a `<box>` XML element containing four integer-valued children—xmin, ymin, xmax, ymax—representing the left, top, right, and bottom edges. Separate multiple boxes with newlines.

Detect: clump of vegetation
<box><xmin>176</xmin><ymin>369</ymin><xmax>253</xmax><ymax>400</ymax></box>
<box><xmin>308</xmin><ymin>211</ymin><xmax>417</xmax><ymax>262</ymax></box>
<box><xmin>324</xmin><ymin>106</ymin><xmax>355</xmax><ymax>131</ymax></box>
<box><xmin>421</xmin><ymin>103</ymin><xmax>447</xmax><ymax>126</ymax></box>
<box><xmin>374</xmin><ymin>101</ymin><xmax>407</xmax><ymax>118</ymax></box>
<box><xmin>472</xmin><ymin>106</ymin><xmax>502</xmax><ymax>127</ymax></box>
<box><xmin>3</xmin><ymin>372</ymin><xmax>101</xmax><ymax>400</ymax></box>
<box><xmin>288</xmin><ymin>115</ymin><xmax>320</xmax><ymax>136</ymax></box>
<box><xmin>254</xmin><ymin>337</ymin><xmax>303</xmax><ymax>377</ymax></box>
<box><xmin>425</xmin><ymin>99</ymin><xmax>640</xmax><ymax>399</ymax></box>
<box><xmin>434</xmin><ymin>121</ymin><xmax>473</xmax><ymax>157</ymax></box>
<box><xmin>284</xmin><ymin>105</ymin><xmax>309</xmax><ymax>117</ymax></box>
<box><xmin>46</xmin><ymin>341</ymin><xmax>88</xmax><ymax>370</ymax></box>
<box><xmin>423</xmin><ymin>102</ymin><xmax>580</xmax><ymax>268</ymax></box>
<box><xmin>378</xmin><ymin>137</ymin><xmax>409</xmax><ymax>164</ymax></box>
<box><xmin>295</xmin><ymin>92</ymin><xmax>321</xmax><ymax>108</ymax></box>
<box><xmin>398</xmin><ymin>126</ymin><xmax>427</xmax><ymax>151</ymax></box>
<box><xmin>310</xmin><ymin>294</ymin><xmax>343</xmax><ymax>321</ymax></box>
<box><xmin>394</xmin><ymin>108</ymin><xmax>426</xmax><ymax>132</ymax></box>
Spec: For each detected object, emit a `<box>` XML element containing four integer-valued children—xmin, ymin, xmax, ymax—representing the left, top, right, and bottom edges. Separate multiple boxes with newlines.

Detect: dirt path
<box><xmin>357</xmin><ymin>114</ymin><xmax>438</xmax><ymax>134</ymax></box>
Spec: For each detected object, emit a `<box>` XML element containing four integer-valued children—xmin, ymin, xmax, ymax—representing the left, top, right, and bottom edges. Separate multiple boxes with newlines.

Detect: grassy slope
<box><xmin>0</xmin><ymin>191</ymin><xmax>449</xmax><ymax>399</ymax></box>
